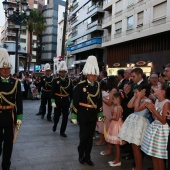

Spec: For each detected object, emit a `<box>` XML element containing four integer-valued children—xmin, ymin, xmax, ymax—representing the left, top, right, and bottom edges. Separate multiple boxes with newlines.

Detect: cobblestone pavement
<box><xmin>1</xmin><ymin>100</ymin><xmax>153</xmax><ymax>170</ymax></box>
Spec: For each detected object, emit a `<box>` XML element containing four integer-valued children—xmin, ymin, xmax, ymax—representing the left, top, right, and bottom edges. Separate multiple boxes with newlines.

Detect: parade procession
<box><xmin>0</xmin><ymin>47</ymin><xmax>170</xmax><ymax>170</ymax></box>
<box><xmin>1</xmin><ymin>0</ymin><xmax>170</xmax><ymax>169</ymax></box>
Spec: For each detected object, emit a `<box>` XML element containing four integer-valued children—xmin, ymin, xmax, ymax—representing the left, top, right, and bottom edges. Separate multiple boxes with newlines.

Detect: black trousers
<box><xmin>41</xmin><ymin>91</ymin><xmax>52</xmax><ymax>119</ymax></box>
<box><xmin>0</xmin><ymin>111</ymin><xmax>14</xmax><ymax>170</ymax></box>
<box><xmin>53</xmin><ymin>105</ymin><xmax>69</xmax><ymax>134</ymax></box>
<box><xmin>78</xmin><ymin>121</ymin><xmax>96</xmax><ymax>160</ymax></box>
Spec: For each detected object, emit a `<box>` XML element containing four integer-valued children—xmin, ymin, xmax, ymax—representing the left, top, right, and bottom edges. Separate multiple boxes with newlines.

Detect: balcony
<box><xmin>66</xmin><ymin>37</ymin><xmax>102</xmax><ymax>52</ymax></box>
<box><xmin>71</xmin><ymin>16</ymin><xmax>78</xmax><ymax>25</ymax></box>
<box><xmin>71</xmin><ymin>31</ymin><xmax>78</xmax><ymax>38</ymax></box>
<box><xmin>7</xmin><ymin>32</ymin><xmax>16</xmax><ymax>36</ymax></box>
<box><xmin>88</xmin><ymin>2</ymin><xmax>103</xmax><ymax>13</ymax></box>
<box><xmin>102</xmin><ymin>14</ymin><xmax>112</xmax><ymax>24</ymax></box>
<box><xmin>103</xmin><ymin>0</ymin><xmax>113</xmax><ymax>10</ymax></box>
<box><xmin>87</xmin><ymin>20</ymin><xmax>102</xmax><ymax>29</ymax></box>
<box><xmin>102</xmin><ymin>14</ymin><xmax>112</xmax><ymax>29</ymax></box>
<box><xmin>8</xmin><ymin>24</ymin><xmax>15</xmax><ymax>29</ymax></box>
<box><xmin>102</xmin><ymin>35</ymin><xmax>111</xmax><ymax>43</ymax></box>
<box><xmin>72</xmin><ymin>1</ymin><xmax>79</xmax><ymax>11</ymax></box>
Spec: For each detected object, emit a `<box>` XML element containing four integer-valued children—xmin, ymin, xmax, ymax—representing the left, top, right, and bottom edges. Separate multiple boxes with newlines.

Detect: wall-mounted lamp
<box><xmin>127</xmin><ymin>63</ymin><xmax>130</xmax><ymax>67</ymax></box>
<box><xmin>127</xmin><ymin>63</ymin><xmax>135</xmax><ymax>67</ymax></box>
<box><xmin>147</xmin><ymin>62</ymin><xmax>152</xmax><ymax>67</ymax></box>
<box><xmin>113</xmin><ymin>63</ymin><xmax>120</xmax><ymax>67</ymax></box>
<box><xmin>131</xmin><ymin>63</ymin><xmax>135</xmax><ymax>67</ymax></box>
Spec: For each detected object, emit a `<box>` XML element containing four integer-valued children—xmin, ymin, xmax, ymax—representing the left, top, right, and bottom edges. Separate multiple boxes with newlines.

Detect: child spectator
<box><xmin>141</xmin><ymin>83</ymin><xmax>170</xmax><ymax>170</ymax></box>
<box><xmin>106</xmin><ymin>92</ymin><xmax>126</xmax><ymax>167</ymax></box>
<box><xmin>118</xmin><ymin>84</ymin><xmax>151</xmax><ymax>170</ymax></box>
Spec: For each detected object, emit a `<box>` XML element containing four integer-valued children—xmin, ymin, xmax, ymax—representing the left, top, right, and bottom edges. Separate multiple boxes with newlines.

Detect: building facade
<box><xmin>41</xmin><ymin>0</ymin><xmax>66</xmax><ymax>64</ymax></box>
<box><xmin>102</xmin><ymin>0</ymin><xmax>170</xmax><ymax>72</ymax></box>
<box><xmin>66</xmin><ymin>0</ymin><xmax>104</xmax><ymax>75</ymax></box>
<box><xmin>0</xmin><ymin>0</ymin><xmax>45</xmax><ymax>71</ymax></box>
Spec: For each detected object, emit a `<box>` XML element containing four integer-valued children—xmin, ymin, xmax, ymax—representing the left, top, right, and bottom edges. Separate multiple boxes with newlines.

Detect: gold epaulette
<box><xmin>78</xmin><ymin>80</ymin><xmax>86</xmax><ymax>84</ymax></box>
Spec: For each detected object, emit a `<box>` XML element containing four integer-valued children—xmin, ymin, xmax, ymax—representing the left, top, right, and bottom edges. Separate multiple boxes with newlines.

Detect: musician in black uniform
<box><xmin>51</xmin><ymin>61</ymin><xmax>73</xmax><ymax>137</ymax></box>
<box><xmin>39</xmin><ymin>63</ymin><xmax>53</xmax><ymax>121</ymax></box>
<box><xmin>72</xmin><ymin>56</ymin><xmax>102</xmax><ymax>166</ymax></box>
<box><xmin>0</xmin><ymin>48</ymin><xmax>23</xmax><ymax>170</ymax></box>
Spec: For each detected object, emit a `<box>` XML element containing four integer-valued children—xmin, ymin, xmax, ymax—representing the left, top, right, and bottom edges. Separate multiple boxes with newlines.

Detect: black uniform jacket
<box><xmin>72</xmin><ymin>80</ymin><xmax>102</xmax><ymax>122</ymax></box>
<box><xmin>51</xmin><ymin>76</ymin><xmax>73</xmax><ymax>106</ymax></box>
<box><xmin>38</xmin><ymin>75</ymin><xmax>53</xmax><ymax>92</ymax></box>
<box><xmin>0</xmin><ymin>77</ymin><xmax>23</xmax><ymax>124</ymax></box>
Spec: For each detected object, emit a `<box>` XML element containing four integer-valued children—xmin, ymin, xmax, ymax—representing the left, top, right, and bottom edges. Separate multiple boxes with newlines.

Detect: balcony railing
<box><xmin>87</xmin><ymin>20</ymin><xmax>102</xmax><ymax>29</ymax></box>
<box><xmin>8</xmin><ymin>24</ymin><xmax>15</xmax><ymax>29</ymax></box>
<box><xmin>71</xmin><ymin>31</ymin><xmax>78</xmax><ymax>38</ymax></box>
<box><xmin>103</xmin><ymin>0</ymin><xmax>112</xmax><ymax>5</ymax></box>
<box><xmin>102</xmin><ymin>35</ymin><xmax>111</xmax><ymax>43</ymax></box>
<box><xmin>72</xmin><ymin>1</ymin><xmax>79</xmax><ymax>11</ymax></box>
<box><xmin>102</xmin><ymin>14</ymin><xmax>112</xmax><ymax>24</ymax></box>
<box><xmin>71</xmin><ymin>16</ymin><xmax>78</xmax><ymax>25</ymax></box>
<box><xmin>88</xmin><ymin>2</ymin><xmax>103</xmax><ymax>13</ymax></box>
<box><xmin>7</xmin><ymin>32</ymin><xmax>16</xmax><ymax>36</ymax></box>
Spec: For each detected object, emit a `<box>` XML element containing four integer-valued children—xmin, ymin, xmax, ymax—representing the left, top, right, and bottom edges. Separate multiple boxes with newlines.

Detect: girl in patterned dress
<box><xmin>106</xmin><ymin>92</ymin><xmax>126</xmax><ymax>167</ymax></box>
<box><xmin>118</xmin><ymin>84</ymin><xmax>151</xmax><ymax>170</ymax></box>
<box><xmin>141</xmin><ymin>83</ymin><xmax>170</xmax><ymax>170</ymax></box>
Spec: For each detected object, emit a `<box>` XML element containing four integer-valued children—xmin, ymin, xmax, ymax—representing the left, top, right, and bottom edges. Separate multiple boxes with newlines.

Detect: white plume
<box><xmin>82</xmin><ymin>55</ymin><xmax>99</xmax><ymax>75</ymax></box>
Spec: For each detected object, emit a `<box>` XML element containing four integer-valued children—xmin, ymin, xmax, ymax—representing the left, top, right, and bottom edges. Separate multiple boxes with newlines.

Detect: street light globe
<box><xmin>22</xmin><ymin>2</ymin><xmax>28</xmax><ymax>11</ymax></box>
<box><xmin>2</xmin><ymin>0</ymin><xmax>9</xmax><ymax>10</ymax></box>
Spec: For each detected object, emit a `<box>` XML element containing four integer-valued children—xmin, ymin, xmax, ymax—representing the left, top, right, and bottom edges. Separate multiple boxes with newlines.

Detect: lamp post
<box><xmin>2</xmin><ymin>0</ymin><xmax>30</xmax><ymax>74</ymax></box>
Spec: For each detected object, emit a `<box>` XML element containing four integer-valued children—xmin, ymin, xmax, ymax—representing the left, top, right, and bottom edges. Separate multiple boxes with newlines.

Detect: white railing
<box><xmin>87</xmin><ymin>20</ymin><xmax>102</xmax><ymax>29</ymax></box>
<box><xmin>102</xmin><ymin>14</ymin><xmax>112</xmax><ymax>24</ymax></box>
<box><xmin>102</xmin><ymin>35</ymin><xmax>111</xmax><ymax>42</ymax></box>
<box><xmin>103</xmin><ymin>0</ymin><xmax>112</xmax><ymax>5</ymax></box>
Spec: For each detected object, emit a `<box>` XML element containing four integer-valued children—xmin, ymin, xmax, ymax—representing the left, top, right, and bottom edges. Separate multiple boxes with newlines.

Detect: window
<box><xmin>20</xmin><ymin>38</ymin><xmax>26</xmax><ymax>43</ymax></box>
<box><xmin>115</xmin><ymin>0</ymin><xmax>122</xmax><ymax>13</ymax></box>
<box><xmin>127</xmin><ymin>16</ymin><xmax>133</xmax><ymax>29</ymax></box>
<box><xmin>153</xmin><ymin>1</ymin><xmax>167</xmax><ymax>20</ymax></box>
<box><xmin>115</xmin><ymin>21</ymin><xmax>122</xmax><ymax>33</ymax></box>
<box><xmin>128</xmin><ymin>0</ymin><xmax>134</xmax><ymax>6</ymax></box>
<box><xmin>137</xmin><ymin>11</ymin><xmax>144</xmax><ymax>26</ymax></box>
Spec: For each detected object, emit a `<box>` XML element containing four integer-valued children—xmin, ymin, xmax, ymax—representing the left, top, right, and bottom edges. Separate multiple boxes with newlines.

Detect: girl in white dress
<box><xmin>118</xmin><ymin>84</ymin><xmax>151</xmax><ymax>170</ymax></box>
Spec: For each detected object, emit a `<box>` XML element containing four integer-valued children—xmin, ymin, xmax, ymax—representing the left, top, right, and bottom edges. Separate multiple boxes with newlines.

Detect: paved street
<box><xmin>1</xmin><ymin>100</ymin><xmax>153</xmax><ymax>170</ymax></box>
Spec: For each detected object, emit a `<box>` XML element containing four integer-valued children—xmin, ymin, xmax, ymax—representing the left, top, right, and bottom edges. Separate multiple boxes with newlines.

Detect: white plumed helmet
<box><xmin>82</xmin><ymin>55</ymin><xmax>99</xmax><ymax>75</ymax></box>
<box><xmin>57</xmin><ymin>61</ymin><xmax>68</xmax><ymax>72</ymax></box>
<box><xmin>0</xmin><ymin>48</ymin><xmax>11</xmax><ymax>68</ymax></box>
<box><xmin>44</xmin><ymin>63</ymin><xmax>51</xmax><ymax>71</ymax></box>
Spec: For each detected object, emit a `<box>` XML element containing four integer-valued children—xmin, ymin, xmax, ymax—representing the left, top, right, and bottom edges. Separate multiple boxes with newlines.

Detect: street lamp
<box><xmin>2</xmin><ymin>0</ymin><xmax>30</xmax><ymax>74</ymax></box>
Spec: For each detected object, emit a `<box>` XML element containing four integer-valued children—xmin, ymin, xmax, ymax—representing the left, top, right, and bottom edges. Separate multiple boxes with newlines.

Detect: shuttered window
<box><xmin>116</xmin><ymin>0</ymin><xmax>123</xmax><ymax>13</ymax></box>
<box><xmin>137</xmin><ymin>11</ymin><xmax>144</xmax><ymax>26</ymax></box>
<box><xmin>115</xmin><ymin>21</ymin><xmax>122</xmax><ymax>33</ymax></box>
<box><xmin>153</xmin><ymin>1</ymin><xmax>167</xmax><ymax>20</ymax></box>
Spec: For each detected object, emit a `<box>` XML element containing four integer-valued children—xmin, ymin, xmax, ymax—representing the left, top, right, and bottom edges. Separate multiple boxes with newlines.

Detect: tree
<box><xmin>27</xmin><ymin>9</ymin><xmax>46</xmax><ymax>71</ymax></box>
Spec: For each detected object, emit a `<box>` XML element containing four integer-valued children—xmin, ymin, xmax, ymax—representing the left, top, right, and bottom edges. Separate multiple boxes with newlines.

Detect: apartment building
<box><xmin>66</xmin><ymin>0</ymin><xmax>104</xmax><ymax>75</ymax></box>
<box><xmin>41</xmin><ymin>0</ymin><xmax>66</xmax><ymax>64</ymax></box>
<box><xmin>1</xmin><ymin>0</ymin><xmax>45</xmax><ymax>71</ymax></box>
<box><xmin>102</xmin><ymin>0</ymin><xmax>170</xmax><ymax>72</ymax></box>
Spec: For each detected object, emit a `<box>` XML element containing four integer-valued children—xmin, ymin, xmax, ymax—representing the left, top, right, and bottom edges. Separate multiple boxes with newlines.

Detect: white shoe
<box><xmin>108</xmin><ymin>161</ymin><xmax>115</xmax><ymax>164</ymax></box>
<box><xmin>109</xmin><ymin>162</ymin><xmax>121</xmax><ymax>167</ymax></box>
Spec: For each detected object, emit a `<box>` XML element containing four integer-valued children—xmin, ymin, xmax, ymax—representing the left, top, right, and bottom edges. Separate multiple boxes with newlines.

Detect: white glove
<box><xmin>71</xmin><ymin>119</ymin><xmax>77</xmax><ymax>124</ymax></box>
<box><xmin>37</xmin><ymin>94</ymin><xmax>41</xmax><ymax>99</ymax></box>
<box><xmin>16</xmin><ymin>120</ymin><xmax>22</xmax><ymax>129</ymax></box>
<box><xmin>52</xmin><ymin>103</ymin><xmax>56</xmax><ymax>108</ymax></box>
